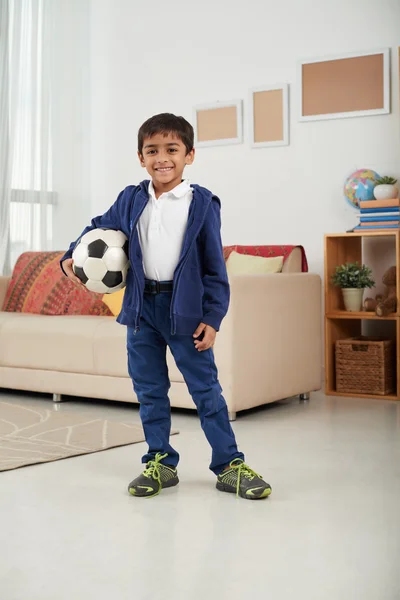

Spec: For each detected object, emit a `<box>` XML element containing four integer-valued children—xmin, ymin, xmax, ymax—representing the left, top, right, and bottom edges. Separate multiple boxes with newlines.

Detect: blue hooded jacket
<box><xmin>60</xmin><ymin>180</ymin><xmax>230</xmax><ymax>335</ymax></box>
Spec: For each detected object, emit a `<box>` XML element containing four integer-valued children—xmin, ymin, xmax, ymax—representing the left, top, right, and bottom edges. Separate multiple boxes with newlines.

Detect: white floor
<box><xmin>1</xmin><ymin>390</ymin><xmax>400</xmax><ymax>600</ymax></box>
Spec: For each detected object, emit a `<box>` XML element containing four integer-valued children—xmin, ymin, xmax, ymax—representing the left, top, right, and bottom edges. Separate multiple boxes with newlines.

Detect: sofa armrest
<box><xmin>216</xmin><ymin>273</ymin><xmax>322</xmax><ymax>412</ymax></box>
<box><xmin>281</xmin><ymin>247</ymin><xmax>302</xmax><ymax>273</ymax></box>
<box><xmin>0</xmin><ymin>276</ymin><xmax>11</xmax><ymax>311</ymax></box>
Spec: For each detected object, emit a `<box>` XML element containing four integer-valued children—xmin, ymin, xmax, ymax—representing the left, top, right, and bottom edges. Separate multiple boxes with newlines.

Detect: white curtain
<box><xmin>0</xmin><ymin>0</ymin><xmax>10</xmax><ymax>274</ymax></box>
<box><xmin>0</xmin><ymin>0</ymin><xmax>54</xmax><ymax>276</ymax></box>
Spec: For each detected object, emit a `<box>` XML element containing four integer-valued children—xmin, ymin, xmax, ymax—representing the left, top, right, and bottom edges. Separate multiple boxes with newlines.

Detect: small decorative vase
<box><xmin>342</xmin><ymin>288</ymin><xmax>364</xmax><ymax>312</ymax></box>
<box><xmin>373</xmin><ymin>184</ymin><xmax>399</xmax><ymax>200</ymax></box>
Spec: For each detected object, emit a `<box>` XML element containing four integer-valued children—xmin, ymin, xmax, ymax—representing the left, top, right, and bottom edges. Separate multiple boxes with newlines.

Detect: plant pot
<box><xmin>342</xmin><ymin>288</ymin><xmax>364</xmax><ymax>312</ymax></box>
<box><xmin>373</xmin><ymin>184</ymin><xmax>399</xmax><ymax>200</ymax></box>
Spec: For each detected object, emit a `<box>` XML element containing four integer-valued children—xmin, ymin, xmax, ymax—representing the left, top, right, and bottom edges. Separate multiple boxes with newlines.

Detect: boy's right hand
<box><xmin>62</xmin><ymin>258</ymin><xmax>86</xmax><ymax>288</ymax></box>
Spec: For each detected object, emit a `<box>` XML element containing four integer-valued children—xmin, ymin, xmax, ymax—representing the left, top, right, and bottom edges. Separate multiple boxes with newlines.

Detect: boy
<box><xmin>61</xmin><ymin>113</ymin><xmax>271</xmax><ymax>500</ymax></box>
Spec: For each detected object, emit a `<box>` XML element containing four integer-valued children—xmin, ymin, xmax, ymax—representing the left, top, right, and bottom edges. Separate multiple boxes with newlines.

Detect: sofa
<box><xmin>0</xmin><ymin>246</ymin><xmax>322</xmax><ymax>420</ymax></box>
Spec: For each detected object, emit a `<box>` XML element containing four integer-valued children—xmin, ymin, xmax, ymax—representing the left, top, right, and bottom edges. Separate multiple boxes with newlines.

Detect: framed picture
<box><xmin>249</xmin><ymin>84</ymin><xmax>289</xmax><ymax>148</ymax></box>
<box><xmin>193</xmin><ymin>100</ymin><xmax>243</xmax><ymax>148</ymax></box>
<box><xmin>298</xmin><ymin>48</ymin><xmax>390</xmax><ymax>122</ymax></box>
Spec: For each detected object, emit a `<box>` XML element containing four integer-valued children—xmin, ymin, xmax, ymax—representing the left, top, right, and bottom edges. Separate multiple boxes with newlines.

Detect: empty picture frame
<box><xmin>249</xmin><ymin>84</ymin><xmax>289</xmax><ymax>148</ymax></box>
<box><xmin>298</xmin><ymin>48</ymin><xmax>390</xmax><ymax>121</ymax></box>
<box><xmin>194</xmin><ymin>100</ymin><xmax>243</xmax><ymax>147</ymax></box>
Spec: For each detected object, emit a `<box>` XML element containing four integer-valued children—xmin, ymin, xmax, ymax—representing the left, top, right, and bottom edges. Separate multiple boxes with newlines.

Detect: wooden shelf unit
<box><xmin>324</xmin><ymin>231</ymin><xmax>400</xmax><ymax>401</ymax></box>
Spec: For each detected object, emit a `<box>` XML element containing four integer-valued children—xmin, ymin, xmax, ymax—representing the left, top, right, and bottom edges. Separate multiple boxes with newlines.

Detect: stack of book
<box><xmin>354</xmin><ymin>198</ymin><xmax>400</xmax><ymax>230</ymax></box>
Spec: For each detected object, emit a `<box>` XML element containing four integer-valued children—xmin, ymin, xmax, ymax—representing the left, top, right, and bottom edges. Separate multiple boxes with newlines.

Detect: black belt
<box><xmin>144</xmin><ymin>279</ymin><xmax>174</xmax><ymax>294</ymax></box>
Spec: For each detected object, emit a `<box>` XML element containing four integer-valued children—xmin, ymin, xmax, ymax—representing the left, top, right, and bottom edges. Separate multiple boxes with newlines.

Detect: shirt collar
<box><xmin>148</xmin><ymin>179</ymin><xmax>191</xmax><ymax>200</ymax></box>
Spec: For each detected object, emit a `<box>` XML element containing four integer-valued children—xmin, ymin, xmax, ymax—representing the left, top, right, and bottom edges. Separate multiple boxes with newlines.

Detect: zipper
<box><xmin>170</xmin><ymin>206</ymin><xmax>209</xmax><ymax>335</ymax></box>
<box><xmin>129</xmin><ymin>193</ymin><xmax>148</xmax><ymax>333</ymax></box>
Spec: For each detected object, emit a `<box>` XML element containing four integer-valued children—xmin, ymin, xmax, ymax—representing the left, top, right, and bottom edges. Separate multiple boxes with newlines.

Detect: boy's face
<box><xmin>138</xmin><ymin>132</ymin><xmax>195</xmax><ymax>191</ymax></box>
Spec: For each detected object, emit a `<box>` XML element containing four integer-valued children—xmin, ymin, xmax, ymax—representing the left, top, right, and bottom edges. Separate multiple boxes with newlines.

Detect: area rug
<box><xmin>0</xmin><ymin>401</ymin><xmax>177</xmax><ymax>471</ymax></box>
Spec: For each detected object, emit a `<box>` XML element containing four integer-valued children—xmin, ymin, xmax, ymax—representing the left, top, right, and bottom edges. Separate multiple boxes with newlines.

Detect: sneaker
<box><xmin>128</xmin><ymin>452</ymin><xmax>179</xmax><ymax>498</ymax></box>
<box><xmin>216</xmin><ymin>459</ymin><xmax>272</xmax><ymax>500</ymax></box>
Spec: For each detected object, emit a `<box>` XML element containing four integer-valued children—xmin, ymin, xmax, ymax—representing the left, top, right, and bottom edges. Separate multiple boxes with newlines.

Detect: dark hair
<box><xmin>138</xmin><ymin>113</ymin><xmax>194</xmax><ymax>155</ymax></box>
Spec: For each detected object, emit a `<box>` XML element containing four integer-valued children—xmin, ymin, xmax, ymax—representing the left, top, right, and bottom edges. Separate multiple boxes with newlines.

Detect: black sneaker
<box><xmin>128</xmin><ymin>452</ymin><xmax>179</xmax><ymax>498</ymax></box>
<box><xmin>216</xmin><ymin>459</ymin><xmax>272</xmax><ymax>500</ymax></box>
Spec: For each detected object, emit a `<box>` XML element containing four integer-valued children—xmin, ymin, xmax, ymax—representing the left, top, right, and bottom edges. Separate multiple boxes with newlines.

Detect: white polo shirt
<box><xmin>138</xmin><ymin>179</ymin><xmax>193</xmax><ymax>281</ymax></box>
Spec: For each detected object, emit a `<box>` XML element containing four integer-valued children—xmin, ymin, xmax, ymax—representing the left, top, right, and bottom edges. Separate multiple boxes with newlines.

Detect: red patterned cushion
<box><xmin>223</xmin><ymin>245</ymin><xmax>308</xmax><ymax>272</ymax></box>
<box><xmin>3</xmin><ymin>252</ymin><xmax>113</xmax><ymax>316</ymax></box>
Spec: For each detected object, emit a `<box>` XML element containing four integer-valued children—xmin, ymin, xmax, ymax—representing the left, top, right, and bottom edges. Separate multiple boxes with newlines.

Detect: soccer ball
<box><xmin>72</xmin><ymin>229</ymin><xmax>129</xmax><ymax>294</ymax></box>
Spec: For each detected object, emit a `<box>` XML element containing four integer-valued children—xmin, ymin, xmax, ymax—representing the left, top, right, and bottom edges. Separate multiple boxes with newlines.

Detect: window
<box><xmin>8</xmin><ymin>0</ymin><xmax>54</xmax><ymax>268</ymax></box>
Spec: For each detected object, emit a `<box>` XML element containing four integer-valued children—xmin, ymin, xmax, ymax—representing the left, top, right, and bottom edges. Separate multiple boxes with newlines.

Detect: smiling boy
<box><xmin>61</xmin><ymin>113</ymin><xmax>272</xmax><ymax>500</ymax></box>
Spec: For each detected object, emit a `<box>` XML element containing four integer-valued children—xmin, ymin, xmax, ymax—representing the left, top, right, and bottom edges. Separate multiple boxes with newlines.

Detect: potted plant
<box><xmin>373</xmin><ymin>176</ymin><xmax>398</xmax><ymax>200</ymax></box>
<box><xmin>331</xmin><ymin>262</ymin><xmax>375</xmax><ymax>312</ymax></box>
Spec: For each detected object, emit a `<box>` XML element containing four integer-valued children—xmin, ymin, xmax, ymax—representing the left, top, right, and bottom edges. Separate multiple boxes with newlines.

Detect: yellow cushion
<box><xmin>102</xmin><ymin>288</ymin><xmax>125</xmax><ymax>316</ymax></box>
<box><xmin>226</xmin><ymin>251</ymin><xmax>284</xmax><ymax>276</ymax></box>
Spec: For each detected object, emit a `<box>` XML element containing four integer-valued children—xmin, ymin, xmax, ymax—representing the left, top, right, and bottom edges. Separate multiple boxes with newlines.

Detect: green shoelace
<box><xmin>143</xmin><ymin>452</ymin><xmax>169</xmax><ymax>496</ymax></box>
<box><xmin>228</xmin><ymin>460</ymin><xmax>262</xmax><ymax>497</ymax></box>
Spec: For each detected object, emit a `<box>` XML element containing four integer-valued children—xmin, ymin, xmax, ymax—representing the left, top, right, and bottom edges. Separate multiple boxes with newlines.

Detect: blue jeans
<box><xmin>126</xmin><ymin>290</ymin><xmax>244</xmax><ymax>475</ymax></box>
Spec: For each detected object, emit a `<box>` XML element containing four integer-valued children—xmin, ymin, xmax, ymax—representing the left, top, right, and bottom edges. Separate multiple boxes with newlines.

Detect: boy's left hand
<box><xmin>193</xmin><ymin>322</ymin><xmax>216</xmax><ymax>352</ymax></box>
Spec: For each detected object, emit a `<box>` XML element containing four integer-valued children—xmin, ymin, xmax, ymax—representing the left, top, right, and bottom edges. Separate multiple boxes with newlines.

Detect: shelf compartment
<box><xmin>325</xmin><ymin>232</ymin><xmax>400</xmax><ymax>401</ymax></box>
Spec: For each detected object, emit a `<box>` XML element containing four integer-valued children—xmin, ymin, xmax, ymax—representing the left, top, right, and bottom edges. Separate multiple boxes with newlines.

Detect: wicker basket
<box><xmin>335</xmin><ymin>337</ymin><xmax>396</xmax><ymax>395</ymax></box>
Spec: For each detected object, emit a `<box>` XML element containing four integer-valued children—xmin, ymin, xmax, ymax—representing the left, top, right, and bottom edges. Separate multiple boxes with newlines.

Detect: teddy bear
<box><xmin>363</xmin><ymin>265</ymin><xmax>397</xmax><ymax>317</ymax></box>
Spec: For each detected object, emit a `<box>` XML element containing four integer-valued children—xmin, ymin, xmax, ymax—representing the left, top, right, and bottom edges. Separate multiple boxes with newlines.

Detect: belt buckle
<box><xmin>149</xmin><ymin>280</ymin><xmax>160</xmax><ymax>294</ymax></box>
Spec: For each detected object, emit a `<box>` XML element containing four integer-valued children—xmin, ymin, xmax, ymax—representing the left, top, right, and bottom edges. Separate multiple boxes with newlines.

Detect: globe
<box><xmin>344</xmin><ymin>169</ymin><xmax>381</xmax><ymax>209</ymax></box>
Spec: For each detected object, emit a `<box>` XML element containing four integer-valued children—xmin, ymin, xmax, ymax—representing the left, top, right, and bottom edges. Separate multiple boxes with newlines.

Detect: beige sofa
<box><xmin>0</xmin><ymin>248</ymin><xmax>322</xmax><ymax>419</ymax></box>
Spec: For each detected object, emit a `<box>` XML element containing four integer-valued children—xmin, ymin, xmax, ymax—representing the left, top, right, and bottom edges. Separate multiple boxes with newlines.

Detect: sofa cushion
<box><xmin>223</xmin><ymin>245</ymin><xmax>308</xmax><ymax>272</ymax></box>
<box><xmin>0</xmin><ymin>311</ymin><xmax>185</xmax><ymax>382</ymax></box>
<box><xmin>0</xmin><ymin>313</ymin><xmax>109</xmax><ymax>373</ymax></box>
<box><xmin>3</xmin><ymin>252</ymin><xmax>112</xmax><ymax>316</ymax></box>
<box><xmin>226</xmin><ymin>251</ymin><xmax>283</xmax><ymax>275</ymax></box>
<box><xmin>92</xmin><ymin>317</ymin><xmax>184</xmax><ymax>381</ymax></box>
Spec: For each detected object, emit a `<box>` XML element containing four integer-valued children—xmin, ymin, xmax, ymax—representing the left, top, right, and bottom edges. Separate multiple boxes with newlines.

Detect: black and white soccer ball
<box><xmin>72</xmin><ymin>229</ymin><xmax>129</xmax><ymax>294</ymax></box>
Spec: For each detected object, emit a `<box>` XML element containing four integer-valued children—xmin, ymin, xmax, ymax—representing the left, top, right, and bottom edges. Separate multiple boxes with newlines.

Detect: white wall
<box><xmin>86</xmin><ymin>0</ymin><xmax>400</xmax><ymax>276</ymax></box>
